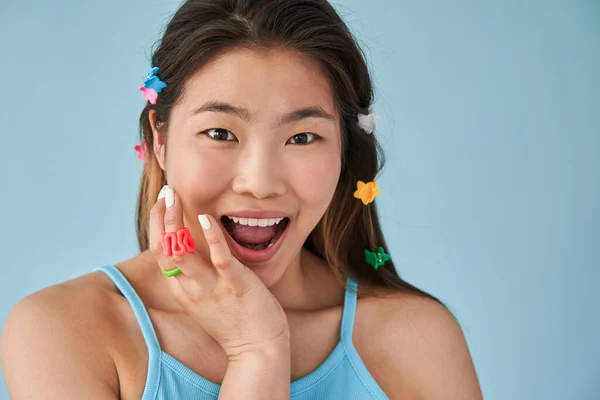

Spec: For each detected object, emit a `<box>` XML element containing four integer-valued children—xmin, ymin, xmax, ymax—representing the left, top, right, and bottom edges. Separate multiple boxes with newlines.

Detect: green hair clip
<box><xmin>364</xmin><ymin>247</ymin><xmax>390</xmax><ymax>270</ymax></box>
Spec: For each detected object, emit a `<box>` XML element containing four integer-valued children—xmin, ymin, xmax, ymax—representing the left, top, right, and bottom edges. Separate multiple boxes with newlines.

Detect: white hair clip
<box><xmin>357</xmin><ymin>109</ymin><xmax>379</xmax><ymax>134</ymax></box>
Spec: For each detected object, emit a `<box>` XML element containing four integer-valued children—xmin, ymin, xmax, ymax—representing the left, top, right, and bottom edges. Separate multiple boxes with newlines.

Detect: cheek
<box><xmin>295</xmin><ymin>154</ymin><xmax>341</xmax><ymax>210</ymax></box>
<box><xmin>168</xmin><ymin>146</ymin><xmax>233</xmax><ymax>203</ymax></box>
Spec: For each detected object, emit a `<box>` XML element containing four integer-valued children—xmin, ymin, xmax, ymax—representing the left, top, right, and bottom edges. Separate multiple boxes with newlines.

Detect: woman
<box><xmin>0</xmin><ymin>0</ymin><xmax>483</xmax><ymax>398</ymax></box>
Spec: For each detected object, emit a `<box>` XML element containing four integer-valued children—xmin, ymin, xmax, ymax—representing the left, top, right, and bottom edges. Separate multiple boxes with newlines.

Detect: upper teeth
<box><xmin>227</xmin><ymin>216</ymin><xmax>284</xmax><ymax>227</ymax></box>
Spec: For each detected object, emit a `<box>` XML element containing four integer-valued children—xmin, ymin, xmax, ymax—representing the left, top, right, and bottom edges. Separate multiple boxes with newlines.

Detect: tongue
<box><xmin>229</xmin><ymin>224</ymin><xmax>278</xmax><ymax>244</ymax></box>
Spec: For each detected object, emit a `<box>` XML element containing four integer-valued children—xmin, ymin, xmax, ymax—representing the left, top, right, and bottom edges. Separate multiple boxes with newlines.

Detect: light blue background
<box><xmin>1</xmin><ymin>1</ymin><xmax>598</xmax><ymax>399</ymax></box>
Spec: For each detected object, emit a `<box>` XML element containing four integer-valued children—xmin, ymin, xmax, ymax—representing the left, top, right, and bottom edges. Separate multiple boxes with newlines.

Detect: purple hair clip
<box><xmin>139</xmin><ymin>66</ymin><xmax>167</xmax><ymax>104</ymax></box>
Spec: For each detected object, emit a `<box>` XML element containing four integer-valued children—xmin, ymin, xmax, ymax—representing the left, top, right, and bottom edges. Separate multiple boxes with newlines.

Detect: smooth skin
<box><xmin>0</xmin><ymin>47</ymin><xmax>483</xmax><ymax>399</ymax></box>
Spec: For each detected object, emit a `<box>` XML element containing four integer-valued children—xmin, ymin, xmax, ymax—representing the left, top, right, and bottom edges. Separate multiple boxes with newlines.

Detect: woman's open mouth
<box><xmin>219</xmin><ymin>216</ymin><xmax>291</xmax><ymax>263</ymax></box>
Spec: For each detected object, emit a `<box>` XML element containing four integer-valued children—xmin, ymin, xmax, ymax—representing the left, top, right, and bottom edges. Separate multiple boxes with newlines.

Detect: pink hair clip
<box><xmin>134</xmin><ymin>141</ymin><xmax>148</xmax><ymax>161</ymax></box>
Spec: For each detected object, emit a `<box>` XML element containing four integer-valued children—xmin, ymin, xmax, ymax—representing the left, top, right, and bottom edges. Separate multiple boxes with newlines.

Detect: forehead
<box><xmin>176</xmin><ymin>47</ymin><xmax>337</xmax><ymax>120</ymax></box>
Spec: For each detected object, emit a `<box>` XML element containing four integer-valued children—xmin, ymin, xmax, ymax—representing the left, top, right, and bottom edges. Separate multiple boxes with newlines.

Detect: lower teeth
<box><xmin>242</xmin><ymin>243</ymin><xmax>267</xmax><ymax>251</ymax></box>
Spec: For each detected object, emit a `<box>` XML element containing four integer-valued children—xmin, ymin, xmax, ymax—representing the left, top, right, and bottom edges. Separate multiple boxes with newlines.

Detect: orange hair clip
<box><xmin>353</xmin><ymin>180</ymin><xmax>381</xmax><ymax>205</ymax></box>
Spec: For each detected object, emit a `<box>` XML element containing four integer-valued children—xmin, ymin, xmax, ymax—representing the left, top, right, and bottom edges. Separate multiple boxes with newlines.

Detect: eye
<box><xmin>287</xmin><ymin>132</ymin><xmax>320</xmax><ymax>145</ymax></box>
<box><xmin>203</xmin><ymin>128</ymin><xmax>237</xmax><ymax>141</ymax></box>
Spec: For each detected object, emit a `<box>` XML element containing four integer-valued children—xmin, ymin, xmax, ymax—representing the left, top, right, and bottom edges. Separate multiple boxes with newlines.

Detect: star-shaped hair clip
<box><xmin>353</xmin><ymin>180</ymin><xmax>381</xmax><ymax>205</ymax></box>
<box><xmin>364</xmin><ymin>246</ymin><xmax>391</xmax><ymax>270</ymax></box>
<box><xmin>139</xmin><ymin>66</ymin><xmax>167</xmax><ymax>104</ymax></box>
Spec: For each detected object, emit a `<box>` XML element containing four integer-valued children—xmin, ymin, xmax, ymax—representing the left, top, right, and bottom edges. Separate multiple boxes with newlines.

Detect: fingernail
<box><xmin>157</xmin><ymin>185</ymin><xmax>167</xmax><ymax>201</ymax></box>
<box><xmin>165</xmin><ymin>186</ymin><xmax>175</xmax><ymax>208</ymax></box>
<box><xmin>198</xmin><ymin>214</ymin><xmax>211</xmax><ymax>230</ymax></box>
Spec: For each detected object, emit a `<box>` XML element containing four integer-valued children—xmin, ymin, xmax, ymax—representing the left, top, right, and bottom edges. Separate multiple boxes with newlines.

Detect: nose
<box><xmin>231</xmin><ymin>143</ymin><xmax>287</xmax><ymax>199</ymax></box>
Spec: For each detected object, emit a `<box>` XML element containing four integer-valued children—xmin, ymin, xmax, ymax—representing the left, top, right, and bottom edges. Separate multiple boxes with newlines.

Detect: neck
<box><xmin>269</xmin><ymin>248</ymin><xmax>343</xmax><ymax>312</ymax></box>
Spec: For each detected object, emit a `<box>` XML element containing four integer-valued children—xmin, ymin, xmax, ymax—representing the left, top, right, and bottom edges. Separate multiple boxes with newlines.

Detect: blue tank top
<box><xmin>96</xmin><ymin>265</ymin><xmax>389</xmax><ymax>399</ymax></box>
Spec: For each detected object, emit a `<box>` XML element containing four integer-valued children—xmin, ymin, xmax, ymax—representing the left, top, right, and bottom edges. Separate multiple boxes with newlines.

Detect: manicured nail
<box><xmin>198</xmin><ymin>214</ymin><xmax>211</xmax><ymax>230</ymax></box>
<box><xmin>165</xmin><ymin>186</ymin><xmax>175</xmax><ymax>208</ymax></box>
<box><xmin>157</xmin><ymin>185</ymin><xmax>167</xmax><ymax>201</ymax></box>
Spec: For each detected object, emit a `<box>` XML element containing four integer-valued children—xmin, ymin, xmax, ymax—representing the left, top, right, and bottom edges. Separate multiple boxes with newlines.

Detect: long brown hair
<box><xmin>135</xmin><ymin>0</ymin><xmax>448</xmax><ymax>307</ymax></box>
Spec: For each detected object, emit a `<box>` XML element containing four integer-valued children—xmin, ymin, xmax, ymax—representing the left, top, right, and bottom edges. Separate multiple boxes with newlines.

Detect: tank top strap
<box><xmin>340</xmin><ymin>277</ymin><xmax>359</xmax><ymax>345</ymax></box>
<box><xmin>95</xmin><ymin>265</ymin><xmax>161</xmax><ymax>350</ymax></box>
<box><xmin>95</xmin><ymin>265</ymin><xmax>162</xmax><ymax>399</ymax></box>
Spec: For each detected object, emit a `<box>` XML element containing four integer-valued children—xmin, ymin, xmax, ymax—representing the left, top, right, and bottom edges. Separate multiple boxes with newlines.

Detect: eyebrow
<box><xmin>189</xmin><ymin>100</ymin><xmax>336</xmax><ymax>127</ymax></box>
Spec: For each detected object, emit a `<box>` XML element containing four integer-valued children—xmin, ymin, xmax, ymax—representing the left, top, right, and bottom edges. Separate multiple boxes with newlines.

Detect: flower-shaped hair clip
<box><xmin>353</xmin><ymin>179</ymin><xmax>381</xmax><ymax>205</ymax></box>
<box><xmin>364</xmin><ymin>246</ymin><xmax>391</xmax><ymax>270</ymax></box>
<box><xmin>139</xmin><ymin>66</ymin><xmax>167</xmax><ymax>104</ymax></box>
<box><xmin>134</xmin><ymin>141</ymin><xmax>148</xmax><ymax>161</ymax></box>
<box><xmin>357</xmin><ymin>109</ymin><xmax>379</xmax><ymax>134</ymax></box>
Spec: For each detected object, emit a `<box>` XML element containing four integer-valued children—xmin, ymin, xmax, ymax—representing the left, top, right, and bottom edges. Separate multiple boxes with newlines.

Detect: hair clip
<box><xmin>139</xmin><ymin>66</ymin><xmax>167</xmax><ymax>104</ymax></box>
<box><xmin>134</xmin><ymin>141</ymin><xmax>148</xmax><ymax>160</ymax></box>
<box><xmin>353</xmin><ymin>179</ymin><xmax>381</xmax><ymax>205</ymax></box>
<box><xmin>357</xmin><ymin>109</ymin><xmax>379</xmax><ymax>134</ymax></box>
<box><xmin>364</xmin><ymin>246</ymin><xmax>390</xmax><ymax>270</ymax></box>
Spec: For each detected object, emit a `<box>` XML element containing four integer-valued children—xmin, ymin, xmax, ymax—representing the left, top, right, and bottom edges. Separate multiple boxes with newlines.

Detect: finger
<box><xmin>197</xmin><ymin>214</ymin><xmax>252</xmax><ymax>290</ymax></box>
<box><xmin>151</xmin><ymin>186</ymin><xmax>218</xmax><ymax>288</ymax></box>
<box><xmin>163</xmin><ymin>185</ymin><xmax>183</xmax><ymax>233</ymax></box>
<box><xmin>148</xmin><ymin>187</ymin><xmax>167</xmax><ymax>261</ymax></box>
<box><xmin>160</xmin><ymin>185</ymin><xmax>188</xmax><ymax>274</ymax></box>
<box><xmin>148</xmin><ymin>185</ymin><xmax>186</xmax><ymax>276</ymax></box>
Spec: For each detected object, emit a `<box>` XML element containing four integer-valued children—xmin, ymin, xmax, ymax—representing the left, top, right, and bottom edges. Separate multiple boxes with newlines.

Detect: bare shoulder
<box><xmin>359</xmin><ymin>289</ymin><xmax>483</xmax><ymax>400</ymax></box>
<box><xmin>0</xmin><ymin>272</ymin><xmax>123</xmax><ymax>399</ymax></box>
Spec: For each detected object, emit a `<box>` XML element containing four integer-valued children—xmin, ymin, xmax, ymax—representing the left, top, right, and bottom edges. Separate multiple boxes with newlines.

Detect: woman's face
<box><xmin>152</xmin><ymin>47</ymin><xmax>342</xmax><ymax>282</ymax></box>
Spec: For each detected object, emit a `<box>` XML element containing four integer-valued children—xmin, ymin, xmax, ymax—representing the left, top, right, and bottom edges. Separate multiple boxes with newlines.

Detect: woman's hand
<box><xmin>148</xmin><ymin>185</ymin><xmax>290</xmax><ymax>360</ymax></box>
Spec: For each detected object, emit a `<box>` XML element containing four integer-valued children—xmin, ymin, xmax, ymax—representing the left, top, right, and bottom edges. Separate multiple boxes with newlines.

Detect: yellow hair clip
<box><xmin>353</xmin><ymin>180</ymin><xmax>381</xmax><ymax>205</ymax></box>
